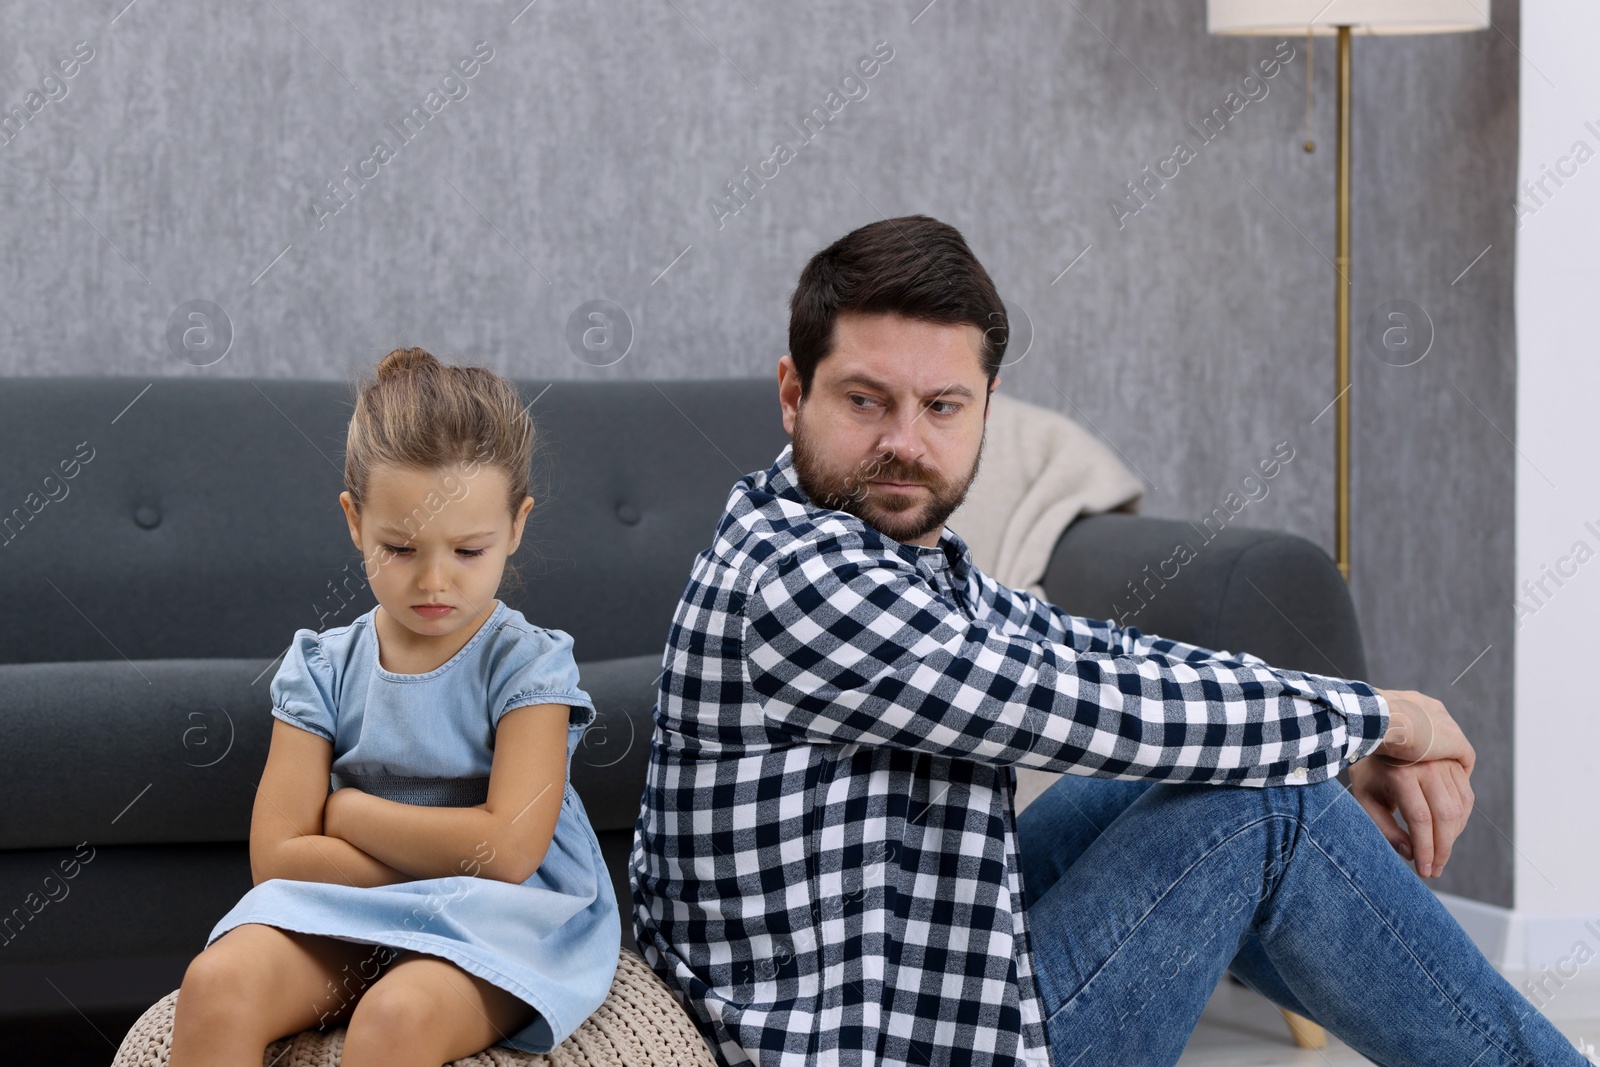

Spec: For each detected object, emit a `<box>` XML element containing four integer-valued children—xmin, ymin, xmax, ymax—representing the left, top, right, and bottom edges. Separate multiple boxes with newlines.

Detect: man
<box><xmin>629</xmin><ymin>215</ymin><xmax>1585</xmax><ymax>1065</ymax></box>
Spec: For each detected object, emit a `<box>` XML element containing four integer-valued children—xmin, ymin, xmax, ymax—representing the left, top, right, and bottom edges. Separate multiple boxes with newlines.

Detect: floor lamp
<box><xmin>1204</xmin><ymin>1</ymin><xmax>1488</xmax><ymax>1048</ymax></box>
<box><xmin>1206</xmin><ymin>0</ymin><xmax>1489</xmax><ymax>585</ymax></box>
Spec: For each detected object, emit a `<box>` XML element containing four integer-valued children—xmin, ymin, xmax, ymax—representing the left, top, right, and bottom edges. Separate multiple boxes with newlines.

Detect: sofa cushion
<box><xmin>1042</xmin><ymin>511</ymin><xmax>1369</xmax><ymax>680</ymax></box>
<box><xmin>0</xmin><ymin>652</ymin><xmax>662</xmax><ymax>851</ymax></box>
<box><xmin>565</xmin><ymin>654</ymin><xmax>661</xmax><ymax>833</ymax></box>
<box><xmin>0</xmin><ymin>377</ymin><xmax>790</xmax><ymax>667</ymax></box>
<box><xmin>0</xmin><ymin>658</ymin><xmax>270</xmax><ymax>851</ymax></box>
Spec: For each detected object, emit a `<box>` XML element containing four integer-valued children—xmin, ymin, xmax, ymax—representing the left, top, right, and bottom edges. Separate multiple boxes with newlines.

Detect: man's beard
<box><xmin>789</xmin><ymin>403</ymin><xmax>984</xmax><ymax>545</ymax></box>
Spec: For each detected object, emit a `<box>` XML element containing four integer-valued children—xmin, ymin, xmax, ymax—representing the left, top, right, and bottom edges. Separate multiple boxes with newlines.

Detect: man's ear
<box><xmin>778</xmin><ymin>354</ymin><xmax>800</xmax><ymax>436</ymax></box>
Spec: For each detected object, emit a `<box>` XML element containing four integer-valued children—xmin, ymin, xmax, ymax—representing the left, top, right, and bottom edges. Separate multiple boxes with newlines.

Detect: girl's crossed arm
<box><xmin>321</xmin><ymin>702</ymin><xmax>573</xmax><ymax>885</ymax></box>
<box><xmin>250</xmin><ymin>720</ymin><xmax>415</xmax><ymax>888</ymax></box>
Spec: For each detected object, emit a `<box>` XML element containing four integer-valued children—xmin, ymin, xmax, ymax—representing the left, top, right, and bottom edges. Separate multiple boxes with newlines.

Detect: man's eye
<box><xmin>850</xmin><ymin>394</ymin><xmax>880</xmax><ymax>409</ymax></box>
<box><xmin>928</xmin><ymin>400</ymin><xmax>960</xmax><ymax>415</ymax></box>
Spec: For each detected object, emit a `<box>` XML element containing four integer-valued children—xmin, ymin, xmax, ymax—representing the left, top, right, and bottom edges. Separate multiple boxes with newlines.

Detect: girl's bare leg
<box><xmin>170</xmin><ymin>923</ymin><xmax>393</xmax><ymax>1067</ymax></box>
<box><xmin>340</xmin><ymin>950</ymin><xmax>538</xmax><ymax>1067</ymax></box>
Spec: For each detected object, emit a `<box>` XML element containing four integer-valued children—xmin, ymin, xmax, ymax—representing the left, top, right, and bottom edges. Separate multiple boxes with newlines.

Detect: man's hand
<box><xmin>1372</xmin><ymin>687</ymin><xmax>1475</xmax><ymax>773</ymax></box>
<box><xmin>1348</xmin><ymin>754</ymin><xmax>1474</xmax><ymax>879</ymax></box>
<box><xmin>1351</xmin><ymin>688</ymin><xmax>1478</xmax><ymax>879</ymax></box>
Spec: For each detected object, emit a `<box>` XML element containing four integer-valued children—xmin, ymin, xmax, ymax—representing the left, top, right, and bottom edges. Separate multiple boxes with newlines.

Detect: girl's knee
<box><xmin>177</xmin><ymin>941</ymin><xmax>272</xmax><ymax>1025</ymax></box>
<box><xmin>344</xmin><ymin>977</ymin><xmax>447</xmax><ymax>1048</ymax></box>
<box><xmin>177</xmin><ymin>925</ymin><xmax>376</xmax><ymax>1038</ymax></box>
<box><xmin>342</xmin><ymin>957</ymin><xmax>534</xmax><ymax>1062</ymax></box>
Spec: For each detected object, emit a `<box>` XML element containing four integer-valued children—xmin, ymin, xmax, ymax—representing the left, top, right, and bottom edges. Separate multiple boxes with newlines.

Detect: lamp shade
<box><xmin>1207</xmin><ymin>0</ymin><xmax>1489</xmax><ymax>35</ymax></box>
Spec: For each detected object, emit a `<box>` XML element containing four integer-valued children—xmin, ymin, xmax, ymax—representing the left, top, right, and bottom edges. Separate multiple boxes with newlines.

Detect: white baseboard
<box><xmin>1436</xmin><ymin>889</ymin><xmax>1600</xmax><ymax>978</ymax></box>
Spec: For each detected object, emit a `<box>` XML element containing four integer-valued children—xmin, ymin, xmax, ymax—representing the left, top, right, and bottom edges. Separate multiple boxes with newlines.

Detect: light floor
<box><xmin>1178</xmin><ymin>973</ymin><xmax>1600</xmax><ymax>1066</ymax></box>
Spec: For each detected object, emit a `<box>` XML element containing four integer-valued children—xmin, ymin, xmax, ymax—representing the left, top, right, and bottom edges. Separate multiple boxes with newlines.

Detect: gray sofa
<box><xmin>0</xmin><ymin>375</ymin><xmax>1370</xmax><ymax>1026</ymax></box>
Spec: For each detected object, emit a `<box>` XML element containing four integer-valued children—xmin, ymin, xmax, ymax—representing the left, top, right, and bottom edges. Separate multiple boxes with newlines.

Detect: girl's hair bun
<box><xmin>344</xmin><ymin>344</ymin><xmax>540</xmax><ymax>601</ymax></box>
<box><xmin>375</xmin><ymin>346</ymin><xmax>441</xmax><ymax>382</ymax></box>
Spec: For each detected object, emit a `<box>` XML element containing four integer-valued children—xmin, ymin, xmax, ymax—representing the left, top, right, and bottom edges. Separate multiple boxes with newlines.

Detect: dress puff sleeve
<box><xmin>490</xmin><ymin>625</ymin><xmax>598</xmax><ymax>734</ymax></box>
<box><xmin>268</xmin><ymin>629</ymin><xmax>339</xmax><ymax>742</ymax></box>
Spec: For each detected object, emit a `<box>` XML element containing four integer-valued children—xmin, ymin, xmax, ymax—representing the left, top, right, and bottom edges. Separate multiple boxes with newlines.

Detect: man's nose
<box><xmin>876</xmin><ymin>404</ymin><xmax>927</xmax><ymax>463</ymax></box>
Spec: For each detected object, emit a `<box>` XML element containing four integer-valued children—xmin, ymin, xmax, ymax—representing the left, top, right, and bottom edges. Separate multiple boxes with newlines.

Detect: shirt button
<box><xmin>1290</xmin><ymin>766</ymin><xmax>1308</xmax><ymax>781</ymax></box>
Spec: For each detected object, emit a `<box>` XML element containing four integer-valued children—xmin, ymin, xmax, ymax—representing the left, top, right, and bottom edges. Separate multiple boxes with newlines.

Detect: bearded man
<box><xmin>629</xmin><ymin>214</ymin><xmax>1582</xmax><ymax>1067</ymax></box>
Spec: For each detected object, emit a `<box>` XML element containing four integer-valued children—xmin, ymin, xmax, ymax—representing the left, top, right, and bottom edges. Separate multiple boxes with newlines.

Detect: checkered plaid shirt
<box><xmin>630</xmin><ymin>442</ymin><xmax>1390</xmax><ymax>1067</ymax></box>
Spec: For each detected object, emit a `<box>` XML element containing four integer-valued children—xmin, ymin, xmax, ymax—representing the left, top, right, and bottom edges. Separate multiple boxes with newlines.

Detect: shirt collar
<box><xmin>763</xmin><ymin>443</ymin><xmax>976</xmax><ymax>587</ymax></box>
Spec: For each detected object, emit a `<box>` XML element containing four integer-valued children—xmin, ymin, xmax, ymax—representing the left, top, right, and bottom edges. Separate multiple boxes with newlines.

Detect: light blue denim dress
<box><xmin>206</xmin><ymin>599</ymin><xmax>619</xmax><ymax>1054</ymax></box>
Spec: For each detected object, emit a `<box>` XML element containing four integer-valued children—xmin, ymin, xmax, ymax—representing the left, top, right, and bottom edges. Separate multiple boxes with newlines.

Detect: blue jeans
<box><xmin>1015</xmin><ymin>773</ymin><xmax>1586</xmax><ymax>1066</ymax></box>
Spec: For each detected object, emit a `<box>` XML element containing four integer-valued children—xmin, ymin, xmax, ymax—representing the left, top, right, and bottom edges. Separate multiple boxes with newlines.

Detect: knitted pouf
<box><xmin>112</xmin><ymin>947</ymin><xmax>718</xmax><ymax>1067</ymax></box>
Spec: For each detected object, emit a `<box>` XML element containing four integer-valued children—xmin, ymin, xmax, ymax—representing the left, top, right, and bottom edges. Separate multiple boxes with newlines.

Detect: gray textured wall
<box><xmin>0</xmin><ymin>1</ymin><xmax>1518</xmax><ymax>905</ymax></box>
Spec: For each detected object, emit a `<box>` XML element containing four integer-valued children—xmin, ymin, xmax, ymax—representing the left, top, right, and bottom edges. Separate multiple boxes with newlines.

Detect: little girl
<box><xmin>170</xmin><ymin>348</ymin><xmax>620</xmax><ymax>1066</ymax></box>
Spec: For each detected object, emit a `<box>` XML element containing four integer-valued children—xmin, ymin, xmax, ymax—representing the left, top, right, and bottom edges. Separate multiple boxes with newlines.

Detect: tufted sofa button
<box><xmin>616</xmin><ymin>502</ymin><xmax>641</xmax><ymax>526</ymax></box>
<box><xmin>134</xmin><ymin>505</ymin><xmax>162</xmax><ymax>529</ymax></box>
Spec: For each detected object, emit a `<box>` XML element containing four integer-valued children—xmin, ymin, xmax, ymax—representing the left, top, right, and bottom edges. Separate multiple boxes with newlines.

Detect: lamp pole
<box><xmin>1335</xmin><ymin>25</ymin><xmax>1352</xmax><ymax>583</ymax></box>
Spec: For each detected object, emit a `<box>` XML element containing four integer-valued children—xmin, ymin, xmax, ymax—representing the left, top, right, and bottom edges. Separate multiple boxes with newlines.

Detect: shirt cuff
<box><xmin>1342</xmin><ymin>683</ymin><xmax>1390</xmax><ymax>765</ymax></box>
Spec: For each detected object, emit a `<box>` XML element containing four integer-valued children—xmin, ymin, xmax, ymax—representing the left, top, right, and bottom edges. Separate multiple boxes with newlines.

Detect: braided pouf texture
<box><xmin>112</xmin><ymin>947</ymin><xmax>719</xmax><ymax>1067</ymax></box>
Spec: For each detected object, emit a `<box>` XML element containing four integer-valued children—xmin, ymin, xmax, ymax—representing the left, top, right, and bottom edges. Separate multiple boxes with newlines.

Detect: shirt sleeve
<box><xmin>269</xmin><ymin>629</ymin><xmax>338</xmax><ymax>742</ymax></box>
<box><xmin>997</xmin><ymin>578</ymin><xmax>1388</xmax><ymax>766</ymax></box>
<box><xmin>490</xmin><ymin>625</ymin><xmax>598</xmax><ymax>734</ymax></box>
<box><xmin>741</xmin><ymin>535</ymin><xmax>1389</xmax><ymax>787</ymax></box>
<box><xmin>976</xmin><ymin>569</ymin><xmax>1273</xmax><ymax>666</ymax></box>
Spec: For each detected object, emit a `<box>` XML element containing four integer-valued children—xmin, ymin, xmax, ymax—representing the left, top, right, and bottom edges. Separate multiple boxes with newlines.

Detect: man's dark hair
<box><xmin>787</xmin><ymin>214</ymin><xmax>1007</xmax><ymax>398</ymax></box>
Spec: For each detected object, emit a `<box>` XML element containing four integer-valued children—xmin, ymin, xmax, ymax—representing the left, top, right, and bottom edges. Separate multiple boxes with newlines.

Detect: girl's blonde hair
<box><xmin>344</xmin><ymin>347</ymin><xmax>538</xmax><ymax>598</ymax></box>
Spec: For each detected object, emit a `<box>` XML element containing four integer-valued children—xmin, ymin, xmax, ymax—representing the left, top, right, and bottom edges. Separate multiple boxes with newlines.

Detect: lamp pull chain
<box><xmin>1304</xmin><ymin>29</ymin><xmax>1316</xmax><ymax>152</ymax></box>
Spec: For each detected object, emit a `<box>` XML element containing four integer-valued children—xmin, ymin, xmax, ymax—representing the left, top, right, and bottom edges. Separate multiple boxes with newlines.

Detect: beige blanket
<box><xmin>948</xmin><ymin>390</ymin><xmax>1145</xmax><ymax>597</ymax></box>
<box><xmin>946</xmin><ymin>390</ymin><xmax>1146</xmax><ymax>813</ymax></box>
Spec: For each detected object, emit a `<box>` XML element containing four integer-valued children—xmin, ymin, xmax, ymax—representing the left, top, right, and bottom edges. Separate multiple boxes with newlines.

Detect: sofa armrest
<box><xmin>1040</xmin><ymin>512</ymin><xmax>1371</xmax><ymax>684</ymax></box>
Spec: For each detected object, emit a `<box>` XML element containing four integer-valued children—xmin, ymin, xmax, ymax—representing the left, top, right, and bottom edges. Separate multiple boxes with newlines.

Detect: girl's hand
<box><xmin>324</xmin><ymin>786</ymin><xmax>365</xmax><ymax>840</ymax></box>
